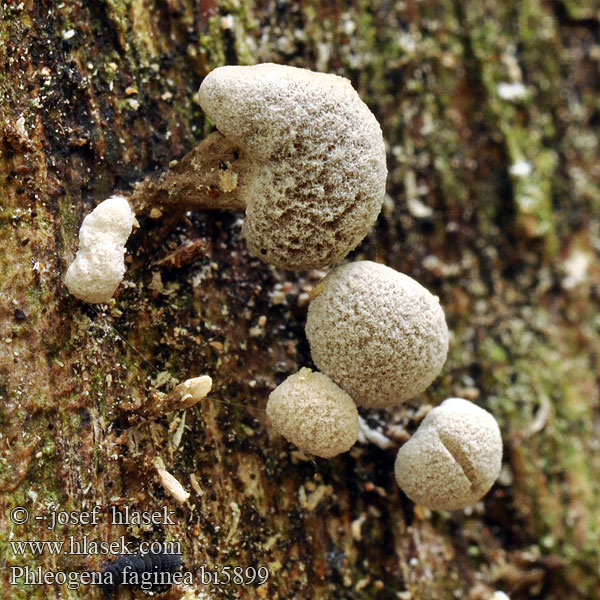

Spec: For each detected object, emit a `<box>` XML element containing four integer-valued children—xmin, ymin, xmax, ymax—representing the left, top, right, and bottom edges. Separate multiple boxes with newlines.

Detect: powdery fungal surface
<box><xmin>198</xmin><ymin>64</ymin><xmax>387</xmax><ymax>270</ymax></box>
<box><xmin>394</xmin><ymin>398</ymin><xmax>503</xmax><ymax>510</ymax></box>
<box><xmin>266</xmin><ymin>368</ymin><xmax>359</xmax><ymax>458</ymax></box>
<box><xmin>65</xmin><ymin>195</ymin><xmax>135</xmax><ymax>303</ymax></box>
<box><xmin>306</xmin><ymin>261</ymin><xmax>449</xmax><ymax>408</ymax></box>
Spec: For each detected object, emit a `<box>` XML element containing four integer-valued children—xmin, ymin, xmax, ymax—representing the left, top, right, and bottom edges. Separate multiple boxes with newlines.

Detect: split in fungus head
<box><xmin>394</xmin><ymin>398</ymin><xmax>503</xmax><ymax>510</ymax></box>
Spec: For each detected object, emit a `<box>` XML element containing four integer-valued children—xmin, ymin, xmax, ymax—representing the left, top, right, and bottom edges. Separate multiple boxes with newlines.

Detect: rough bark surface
<box><xmin>1</xmin><ymin>1</ymin><xmax>599</xmax><ymax>600</ymax></box>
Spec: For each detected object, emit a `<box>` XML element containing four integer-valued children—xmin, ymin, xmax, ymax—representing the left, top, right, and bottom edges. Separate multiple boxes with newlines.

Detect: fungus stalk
<box><xmin>128</xmin><ymin>131</ymin><xmax>249</xmax><ymax>215</ymax></box>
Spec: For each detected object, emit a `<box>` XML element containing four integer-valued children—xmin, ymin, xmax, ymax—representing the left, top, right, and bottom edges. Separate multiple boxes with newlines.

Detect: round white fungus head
<box><xmin>305</xmin><ymin>261</ymin><xmax>449</xmax><ymax>408</ymax></box>
<box><xmin>266</xmin><ymin>368</ymin><xmax>359</xmax><ymax>458</ymax></box>
<box><xmin>64</xmin><ymin>195</ymin><xmax>135</xmax><ymax>303</ymax></box>
<box><xmin>394</xmin><ymin>398</ymin><xmax>503</xmax><ymax>510</ymax></box>
<box><xmin>198</xmin><ymin>63</ymin><xmax>387</xmax><ymax>270</ymax></box>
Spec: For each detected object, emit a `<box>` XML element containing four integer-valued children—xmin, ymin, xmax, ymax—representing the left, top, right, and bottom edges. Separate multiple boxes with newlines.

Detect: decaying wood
<box><xmin>0</xmin><ymin>1</ymin><xmax>599</xmax><ymax>599</ymax></box>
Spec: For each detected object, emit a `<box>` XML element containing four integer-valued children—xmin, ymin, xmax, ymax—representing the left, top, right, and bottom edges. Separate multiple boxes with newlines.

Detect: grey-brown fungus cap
<box><xmin>198</xmin><ymin>64</ymin><xmax>387</xmax><ymax>270</ymax></box>
<box><xmin>394</xmin><ymin>398</ymin><xmax>503</xmax><ymax>510</ymax></box>
<box><xmin>266</xmin><ymin>368</ymin><xmax>359</xmax><ymax>458</ymax></box>
<box><xmin>305</xmin><ymin>261</ymin><xmax>449</xmax><ymax>408</ymax></box>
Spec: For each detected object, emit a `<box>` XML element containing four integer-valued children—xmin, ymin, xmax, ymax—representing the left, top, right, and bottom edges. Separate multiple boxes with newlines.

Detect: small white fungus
<box><xmin>561</xmin><ymin>250</ymin><xmax>591</xmax><ymax>290</ymax></box>
<box><xmin>509</xmin><ymin>161</ymin><xmax>533</xmax><ymax>177</ymax></box>
<box><xmin>64</xmin><ymin>195</ymin><xmax>135</xmax><ymax>303</ymax></box>
<box><xmin>394</xmin><ymin>398</ymin><xmax>503</xmax><ymax>510</ymax></box>
<box><xmin>170</xmin><ymin>375</ymin><xmax>212</xmax><ymax>410</ymax></box>
<box><xmin>497</xmin><ymin>82</ymin><xmax>528</xmax><ymax>101</ymax></box>
<box><xmin>155</xmin><ymin>464</ymin><xmax>190</xmax><ymax>504</ymax></box>
<box><xmin>266</xmin><ymin>368</ymin><xmax>359</xmax><ymax>458</ymax></box>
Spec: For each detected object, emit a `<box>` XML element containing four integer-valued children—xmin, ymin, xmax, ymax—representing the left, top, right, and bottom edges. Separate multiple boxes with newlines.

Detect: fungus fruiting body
<box><xmin>136</xmin><ymin>375</ymin><xmax>212</xmax><ymax>418</ymax></box>
<box><xmin>64</xmin><ymin>195</ymin><xmax>135</xmax><ymax>303</ymax></box>
<box><xmin>196</xmin><ymin>64</ymin><xmax>387</xmax><ymax>270</ymax></box>
<box><xmin>131</xmin><ymin>63</ymin><xmax>387</xmax><ymax>271</ymax></box>
<box><xmin>155</xmin><ymin>464</ymin><xmax>190</xmax><ymax>504</ymax></box>
<box><xmin>305</xmin><ymin>261</ymin><xmax>449</xmax><ymax>408</ymax></box>
<box><xmin>394</xmin><ymin>398</ymin><xmax>503</xmax><ymax>510</ymax></box>
<box><xmin>266</xmin><ymin>368</ymin><xmax>359</xmax><ymax>458</ymax></box>
<box><xmin>167</xmin><ymin>375</ymin><xmax>212</xmax><ymax>412</ymax></box>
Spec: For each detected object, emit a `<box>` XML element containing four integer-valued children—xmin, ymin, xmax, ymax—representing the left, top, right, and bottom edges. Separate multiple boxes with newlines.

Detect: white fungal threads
<box><xmin>64</xmin><ymin>195</ymin><xmax>135</xmax><ymax>303</ymax></box>
<box><xmin>394</xmin><ymin>398</ymin><xmax>503</xmax><ymax>510</ymax></box>
<box><xmin>357</xmin><ymin>416</ymin><xmax>393</xmax><ymax>450</ymax></box>
<box><xmin>266</xmin><ymin>368</ymin><xmax>359</xmax><ymax>458</ymax></box>
<box><xmin>198</xmin><ymin>64</ymin><xmax>387</xmax><ymax>270</ymax></box>
<box><xmin>306</xmin><ymin>261</ymin><xmax>449</xmax><ymax>408</ymax></box>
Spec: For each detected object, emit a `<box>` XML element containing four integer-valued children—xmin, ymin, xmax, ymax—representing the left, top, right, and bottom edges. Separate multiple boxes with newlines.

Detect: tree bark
<box><xmin>1</xmin><ymin>1</ymin><xmax>599</xmax><ymax>600</ymax></box>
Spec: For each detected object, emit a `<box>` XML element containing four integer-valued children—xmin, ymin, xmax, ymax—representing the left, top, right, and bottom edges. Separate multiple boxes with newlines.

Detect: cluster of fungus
<box><xmin>268</xmin><ymin>263</ymin><xmax>503</xmax><ymax>510</ymax></box>
<box><xmin>64</xmin><ymin>63</ymin><xmax>503</xmax><ymax>512</ymax></box>
<box><xmin>65</xmin><ymin>63</ymin><xmax>387</xmax><ymax>303</ymax></box>
<box><xmin>267</xmin><ymin>259</ymin><xmax>449</xmax><ymax>456</ymax></box>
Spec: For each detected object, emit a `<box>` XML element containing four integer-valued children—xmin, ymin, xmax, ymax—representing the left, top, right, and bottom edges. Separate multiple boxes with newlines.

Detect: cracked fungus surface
<box><xmin>394</xmin><ymin>398</ymin><xmax>503</xmax><ymax>510</ymax></box>
<box><xmin>306</xmin><ymin>261</ymin><xmax>449</xmax><ymax>408</ymax></box>
<box><xmin>198</xmin><ymin>64</ymin><xmax>387</xmax><ymax>270</ymax></box>
<box><xmin>266</xmin><ymin>368</ymin><xmax>359</xmax><ymax>458</ymax></box>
